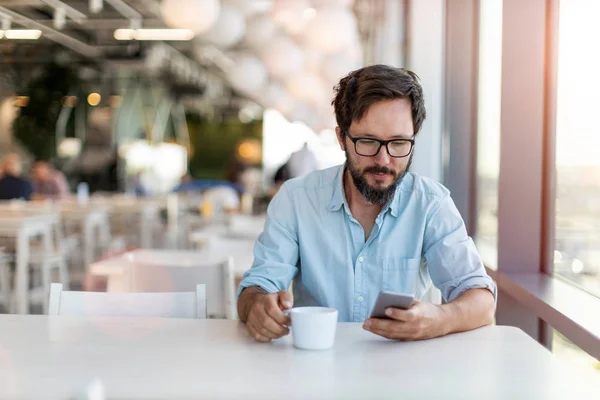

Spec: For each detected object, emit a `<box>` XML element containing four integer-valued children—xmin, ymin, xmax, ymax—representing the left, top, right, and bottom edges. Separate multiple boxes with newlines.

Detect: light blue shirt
<box><xmin>239</xmin><ymin>165</ymin><xmax>497</xmax><ymax>322</ymax></box>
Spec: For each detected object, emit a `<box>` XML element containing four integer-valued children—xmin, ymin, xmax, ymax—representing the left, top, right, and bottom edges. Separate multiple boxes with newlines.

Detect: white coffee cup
<box><xmin>288</xmin><ymin>307</ymin><xmax>338</xmax><ymax>350</ymax></box>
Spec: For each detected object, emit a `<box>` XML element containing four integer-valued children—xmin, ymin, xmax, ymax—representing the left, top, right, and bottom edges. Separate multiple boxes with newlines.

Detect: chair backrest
<box><xmin>48</xmin><ymin>283</ymin><xmax>206</xmax><ymax>319</ymax></box>
<box><xmin>129</xmin><ymin>256</ymin><xmax>235</xmax><ymax>319</ymax></box>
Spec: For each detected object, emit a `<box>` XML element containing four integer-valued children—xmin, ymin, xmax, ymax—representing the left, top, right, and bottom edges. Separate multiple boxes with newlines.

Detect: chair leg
<box><xmin>58</xmin><ymin>258</ymin><xmax>69</xmax><ymax>289</ymax></box>
<box><xmin>0</xmin><ymin>262</ymin><xmax>11</xmax><ymax>312</ymax></box>
<box><xmin>41</xmin><ymin>261</ymin><xmax>51</xmax><ymax>314</ymax></box>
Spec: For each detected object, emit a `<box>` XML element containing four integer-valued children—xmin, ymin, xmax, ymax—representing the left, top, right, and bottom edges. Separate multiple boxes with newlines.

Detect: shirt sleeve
<box><xmin>423</xmin><ymin>194</ymin><xmax>497</xmax><ymax>304</ymax></box>
<box><xmin>237</xmin><ymin>183</ymin><xmax>299</xmax><ymax>296</ymax></box>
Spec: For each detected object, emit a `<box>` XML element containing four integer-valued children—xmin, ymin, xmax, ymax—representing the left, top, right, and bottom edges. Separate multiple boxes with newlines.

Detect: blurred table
<box><xmin>0</xmin><ymin>200</ymin><xmax>112</xmax><ymax>269</ymax></box>
<box><xmin>89</xmin><ymin>196</ymin><xmax>160</xmax><ymax>248</ymax></box>
<box><xmin>0</xmin><ymin>211</ymin><xmax>58</xmax><ymax>314</ymax></box>
<box><xmin>0</xmin><ymin>315</ymin><xmax>596</xmax><ymax>399</ymax></box>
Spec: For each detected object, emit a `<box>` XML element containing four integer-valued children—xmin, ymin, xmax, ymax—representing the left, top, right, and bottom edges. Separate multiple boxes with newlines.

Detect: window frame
<box><xmin>443</xmin><ymin>0</ymin><xmax>600</xmax><ymax>361</ymax></box>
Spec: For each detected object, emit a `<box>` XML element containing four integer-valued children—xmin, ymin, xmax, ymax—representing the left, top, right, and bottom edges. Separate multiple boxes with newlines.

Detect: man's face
<box><xmin>32</xmin><ymin>163</ymin><xmax>50</xmax><ymax>181</ymax></box>
<box><xmin>336</xmin><ymin>98</ymin><xmax>415</xmax><ymax>205</ymax></box>
<box><xmin>2</xmin><ymin>155</ymin><xmax>22</xmax><ymax>176</ymax></box>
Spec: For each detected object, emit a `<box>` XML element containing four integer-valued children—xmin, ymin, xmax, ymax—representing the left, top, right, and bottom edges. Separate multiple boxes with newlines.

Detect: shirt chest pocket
<box><xmin>381</xmin><ymin>257</ymin><xmax>422</xmax><ymax>294</ymax></box>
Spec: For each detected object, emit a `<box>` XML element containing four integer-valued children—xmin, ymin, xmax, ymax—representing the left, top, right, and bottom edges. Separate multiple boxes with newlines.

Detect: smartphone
<box><xmin>369</xmin><ymin>291</ymin><xmax>415</xmax><ymax>319</ymax></box>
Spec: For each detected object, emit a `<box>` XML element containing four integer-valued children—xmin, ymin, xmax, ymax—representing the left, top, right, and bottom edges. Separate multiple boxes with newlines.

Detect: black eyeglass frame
<box><xmin>345</xmin><ymin>131</ymin><xmax>415</xmax><ymax>158</ymax></box>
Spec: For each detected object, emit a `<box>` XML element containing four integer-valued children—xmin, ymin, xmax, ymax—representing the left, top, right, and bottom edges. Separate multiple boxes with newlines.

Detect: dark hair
<box><xmin>332</xmin><ymin>64</ymin><xmax>426</xmax><ymax>136</ymax></box>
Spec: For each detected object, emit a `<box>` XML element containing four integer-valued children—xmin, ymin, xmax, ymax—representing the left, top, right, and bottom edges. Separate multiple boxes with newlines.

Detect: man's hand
<box><xmin>244</xmin><ymin>289</ymin><xmax>294</xmax><ymax>343</ymax></box>
<box><xmin>362</xmin><ymin>300</ymin><xmax>449</xmax><ymax>340</ymax></box>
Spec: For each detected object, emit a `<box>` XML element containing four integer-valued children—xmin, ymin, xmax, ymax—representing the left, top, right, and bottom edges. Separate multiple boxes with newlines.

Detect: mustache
<box><xmin>363</xmin><ymin>166</ymin><xmax>396</xmax><ymax>176</ymax></box>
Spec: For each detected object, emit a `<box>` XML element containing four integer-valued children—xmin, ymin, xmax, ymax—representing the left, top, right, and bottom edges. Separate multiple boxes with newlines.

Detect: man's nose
<box><xmin>373</xmin><ymin>144</ymin><xmax>391</xmax><ymax>165</ymax></box>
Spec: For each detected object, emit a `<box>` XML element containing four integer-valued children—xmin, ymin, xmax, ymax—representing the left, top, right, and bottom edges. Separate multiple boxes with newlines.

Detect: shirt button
<box><xmin>357</xmin><ymin>296</ymin><xmax>364</xmax><ymax>302</ymax></box>
<box><xmin>358</xmin><ymin>256</ymin><xmax>364</xmax><ymax>262</ymax></box>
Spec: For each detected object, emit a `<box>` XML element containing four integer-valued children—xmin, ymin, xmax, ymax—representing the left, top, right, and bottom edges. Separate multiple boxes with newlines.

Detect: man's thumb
<box><xmin>278</xmin><ymin>290</ymin><xmax>294</xmax><ymax>309</ymax></box>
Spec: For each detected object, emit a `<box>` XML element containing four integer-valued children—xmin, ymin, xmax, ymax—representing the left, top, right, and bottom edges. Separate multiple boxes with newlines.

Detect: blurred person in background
<box><xmin>270</xmin><ymin>160</ymin><xmax>291</xmax><ymax>197</ymax></box>
<box><xmin>286</xmin><ymin>142</ymin><xmax>318</xmax><ymax>178</ymax></box>
<box><xmin>31</xmin><ymin>160</ymin><xmax>69</xmax><ymax>201</ymax></box>
<box><xmin>0</xmin><ymin>152</ymin><xmax>33</xmax><ymax>200</ymax></box>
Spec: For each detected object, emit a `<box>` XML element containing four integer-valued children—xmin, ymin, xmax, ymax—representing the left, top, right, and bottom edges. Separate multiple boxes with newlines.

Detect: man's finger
<box><xmin>258</xmin><ymin>313</ymin><xmax>290</xmax><ymax>338</ymax></box>
<box><xmin>364</xmin><ymin>318</ymin><xmax>417</xmax><ymax>339</ymax></box>
<box><xmin>385</xmin><ymin>307</ymin><xmax>417</xmax><ymax>322</ymax></box>
<box><xmin>365</xmin><ymin>318</ymin><xmax>397</xmax><ymax>332</ymax></box>
<box><xmin>368</xmin><ymin>327</ymin><xmax>410</xmax><ymax>340</ymax></box>
<box><xmin>247</xmin><ymin>321</ymin><xmax>272</xmax><ymax>342</ymax></box>
<box><xmin>278</xmin><ymin>290</ymin><xmax>294</xmax><ymax>310</ymax></box>
<box><xmin>265</xmin><ymin>301</ymin><xmax>290</xmax><ymax>326</ymax></box>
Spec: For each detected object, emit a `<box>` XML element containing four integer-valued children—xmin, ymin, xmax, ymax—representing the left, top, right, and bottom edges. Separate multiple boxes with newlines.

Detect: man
<box><xmin>237</xmin><ymin>65</ymin><xmax>496</xmax><ymax>342</ymax></box>
<box><xmin>0</xmin><ymin>153</ymin><xmax>33</xmax><ymax>201</ymax></box>
<box><xmin>31</xmin><ymin>160</ymin><xmax>70</xmax><ymax>201</ymax></box>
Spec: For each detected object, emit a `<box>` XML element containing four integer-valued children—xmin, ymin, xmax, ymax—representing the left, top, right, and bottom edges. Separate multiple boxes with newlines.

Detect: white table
<box><xmin>0</xmin><ymin>212</ymin><xmax>58</xmax><ymax>314</ymax></box>
<box><xmin>0</xmin><ymin>201</ymin><xmax>112</xmax><ymax>270</ymax></box>
<box><xmin>0</xmin><ymin>315</ymin><xmax>595</xmax><ymax>399</ymax></box>
<box><xmin>91</xmin><ymin>198</ymin><xmax>160</xmax><ymax>249</ymax></box>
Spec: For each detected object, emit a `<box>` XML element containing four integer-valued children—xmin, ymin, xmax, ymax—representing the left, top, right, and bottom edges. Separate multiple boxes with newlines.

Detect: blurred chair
<box><xmin>0</xmin><ymin>250</ymin><xmax>11</xmax><ymax>311</ymax></box>
<box><xmin>129</xmin><ymin>256</ymin><xmax>235</xmax><ymax>319</ymax></box>
<box><xmin>48</xmin><ymin>283</ymin><xmax>206</xmax><ymax>319</ymax></box>
<box><xmin>28</xmin><ymin>216</ymin><xmax>70</xmax><ymax>313</ymax></box>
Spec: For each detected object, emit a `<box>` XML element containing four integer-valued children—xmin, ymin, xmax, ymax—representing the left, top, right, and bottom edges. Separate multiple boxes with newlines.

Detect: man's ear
<box><xmin>335</xmin><ymin>126</ymin><xmax>346</xmax><ymax>152</ymax></box>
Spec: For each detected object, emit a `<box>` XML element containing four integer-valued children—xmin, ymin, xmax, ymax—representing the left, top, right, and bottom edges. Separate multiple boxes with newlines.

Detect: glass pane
<box><xmin>552</xmin><ymin>329</ymin><xmax>600</xmax><ymax>391</ymax></box>
<box><xmin>554</xmin><ymin>0</ymin><xmax>600</xmax><ymax>297</ymax></box>
<box><xmin>476</xmin><ymin>0</ymin><xmax>503</xmax><ymax>269</ymax></box>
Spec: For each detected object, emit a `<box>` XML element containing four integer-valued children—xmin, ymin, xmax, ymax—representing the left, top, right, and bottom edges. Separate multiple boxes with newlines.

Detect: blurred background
<box><xmin>0</xmin><ymin>0</ymin><xmax>397</xmax><ymax>200</ymax></box>
<box><xmin>0</xmin><ymin>0</ymin><xmax>599</xmax><ymax>390</ymax></box>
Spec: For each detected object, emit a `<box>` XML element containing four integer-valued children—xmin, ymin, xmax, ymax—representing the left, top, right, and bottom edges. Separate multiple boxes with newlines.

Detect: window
<box><xmin>552</xmin><ymin>329</ymin><xmax>600</xmax><ymax>392</ymax></box>
<box><xmin>475</xmin><ymin>0</ymin><xmax>503</xmax><ymax>269</ymax></box>
<box><xmin>554</xmin><ymin>0</ymin><xmax>600</xmax><ymax>298</ymax></box>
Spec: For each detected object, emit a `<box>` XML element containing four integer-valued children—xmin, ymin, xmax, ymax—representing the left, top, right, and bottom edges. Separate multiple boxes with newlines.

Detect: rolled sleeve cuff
<box><xmin>236</xmin><ymin>277</ymin><xmax>282</xmax><ymax>298</ymax></box>
<box><xmin>442</xmin><ymin>274</ymin><xmax>498</xmax><ymax>307</ymax></box>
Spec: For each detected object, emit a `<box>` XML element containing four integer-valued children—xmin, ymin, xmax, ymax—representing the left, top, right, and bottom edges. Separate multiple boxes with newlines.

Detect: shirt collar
<box><xmin>328</xmin><ymin>165</ymin><xmax>346</xmax><ymax>212</ymax></box>
<box><xmin>328</xmin><ymin>164</ymin><xmax>401</xmax><ymax>218</ymax></box>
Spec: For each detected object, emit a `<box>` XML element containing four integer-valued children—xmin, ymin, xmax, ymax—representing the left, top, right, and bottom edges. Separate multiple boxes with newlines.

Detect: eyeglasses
<box><xmin>345</xmin><ymin>132</ymin><xmax>415</xmax><ymax>158</ymax></box>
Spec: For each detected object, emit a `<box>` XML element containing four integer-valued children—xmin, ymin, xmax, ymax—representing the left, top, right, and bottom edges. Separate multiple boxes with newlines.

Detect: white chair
<box><xmin>129</xmin><ymin>256</ymin><xmax>235</xmax><ymax>319</ymax></box>
<box><xmin>48</xmin><ymin>283</ymin><xmax>206</xmax><ymax>319</ymax></box>
<box><xmin>28</xmin><ymin>217</ymin><xmax>70</xmax><ymax>313</ymax></box>
<box><xmin>0</xmin><ymin>250</ymin><xmax>11</xmax><ymax>311</ymax></box>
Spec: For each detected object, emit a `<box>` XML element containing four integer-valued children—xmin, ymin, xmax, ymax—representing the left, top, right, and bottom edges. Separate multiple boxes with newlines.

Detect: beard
<box><xmin>345</xmin><ymin>149</ymin><xmax>412</xmax><ymax>205</ymax></box>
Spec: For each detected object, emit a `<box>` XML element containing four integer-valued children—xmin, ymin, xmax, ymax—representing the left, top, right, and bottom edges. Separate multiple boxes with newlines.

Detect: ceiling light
<box><xmin>90</xmin><ymin>0</ymin><xmax>103</xmax><ymax>13</ymax></box>
<box><xmin>114</xmin><ymin>28</ymin><xmax>195</xmax><ymax>41</ymax></box>
<box><xmin>114</xmin><ymin>28</ymin><xmax>135</xmax><ymax>40</ymax></box>
<box><xmin>87</xmin><ymin>93</ymin><xmax>101</xmax><ymax>106</ymax></box>
<box><xmin>4</xmin><ymin>30</ymin><xmax>42</xmax><ymax>40</ymax></box>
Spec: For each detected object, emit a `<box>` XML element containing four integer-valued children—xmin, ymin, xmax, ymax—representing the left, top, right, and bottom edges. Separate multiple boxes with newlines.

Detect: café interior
<box><xmin>0</xmin><ymin>0</ymin><xmax>598</xmax><ymax>398</ymax></box>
